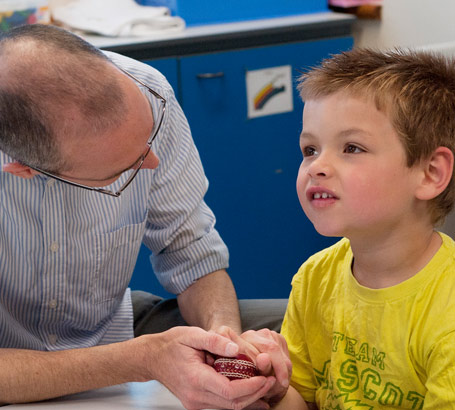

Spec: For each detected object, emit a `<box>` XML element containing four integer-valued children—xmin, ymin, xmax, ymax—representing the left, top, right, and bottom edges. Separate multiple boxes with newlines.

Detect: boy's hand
<box><xmin>142</xmin><ymin>327</ymin><xmax>275</xmax><ymax>410</ymax></box>
<box><xmin>214</xmin><ymin>326</ymin><xmax>292</xmax><ymax>407</ymax></box>
<box><xmin>240</xmin><ymin>329</ymin><xmax>292</xmax><ymax>405</ymax></box>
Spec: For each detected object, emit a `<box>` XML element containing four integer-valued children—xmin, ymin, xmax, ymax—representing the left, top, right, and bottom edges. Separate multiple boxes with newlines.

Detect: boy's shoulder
<box><xmin>425</xmin><ymin>231</ymin><xmax>455</xmax><ymax>286</ymax></box>
<box><xmin>427</xmin><ymin>232</ymin><xmax>455</xmax><ymax>282</ymax></box>
<box><xmin>437</xmin><ymin>231</ymin><xmax>455</xmax><ymax>258</ymax></box>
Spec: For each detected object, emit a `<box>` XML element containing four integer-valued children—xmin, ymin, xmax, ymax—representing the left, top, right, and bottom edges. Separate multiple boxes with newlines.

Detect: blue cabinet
<box><xmin>174</xmin><ymin>0</ymin><xmax>327</xmax><ymax>26</ymax></box>
<box><xmin>129</xmin><ymin>37</ymin><xmax>353</xmax><ymax>299</ymax></box>
<box><xmin>179</xmin><ymin>38</ymin><xmax>351</xmax><ymax>298</ymax></box>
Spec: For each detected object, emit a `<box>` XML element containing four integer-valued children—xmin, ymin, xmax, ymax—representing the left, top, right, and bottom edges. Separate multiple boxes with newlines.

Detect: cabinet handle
<box><xmin>196</xmin><ymin>72</ymin><xmax>225</xmax><ymax>79</ymax></box>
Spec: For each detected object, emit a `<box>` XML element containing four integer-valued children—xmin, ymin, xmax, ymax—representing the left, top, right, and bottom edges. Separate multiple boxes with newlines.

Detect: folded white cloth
<box><xmin>51</xmin><ymin>0</ymin><xmax>185</xmax><ymax>37</ymax></box>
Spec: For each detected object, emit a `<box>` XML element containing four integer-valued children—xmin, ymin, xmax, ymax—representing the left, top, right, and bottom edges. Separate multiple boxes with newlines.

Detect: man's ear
<box><xmin>2</xmin><ymin>162</ymin><xmax>40</xmax><ymax>179</ymax></box>
<box><xmin>415</xmin><ymin>146</ymin><xmax>454</xmax><ymax>200</ymax></box>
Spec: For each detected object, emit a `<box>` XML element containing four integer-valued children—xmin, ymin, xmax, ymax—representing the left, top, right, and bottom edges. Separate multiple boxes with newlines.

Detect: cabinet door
<box><xmin>129</xmin><ymin>57</ymin><xmax>179</xmax><ymax>298</ymax></box>
<box><xmin>180</xmin><ymin>38</ymin><xmax>353</xmax><ymax>298</ymax></box>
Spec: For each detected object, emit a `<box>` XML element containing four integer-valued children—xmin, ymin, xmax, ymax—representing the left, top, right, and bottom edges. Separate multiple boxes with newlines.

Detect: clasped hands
<box><xmin>144</xmin><ymin>325</ymin><xmax>291</xmax><ymax>410</ymax></box>
<box><xmin>213</xmin><ymin>325</ymin><xmax>292</xmax><ymax>410</ymax></box>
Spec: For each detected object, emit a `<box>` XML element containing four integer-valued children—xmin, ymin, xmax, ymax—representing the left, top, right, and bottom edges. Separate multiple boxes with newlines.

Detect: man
<box><xmin>0</xmin><ymin>24</ymin><xmax>289</xmax><ymax>409</ymax></box>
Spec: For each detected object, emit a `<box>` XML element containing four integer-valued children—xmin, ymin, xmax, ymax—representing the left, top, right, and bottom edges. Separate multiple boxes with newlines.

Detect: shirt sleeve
<box><xmin>424</xmin><ymin>331</ymin><xmax>455</xmax><ymax>409</ymax></box>
<box><xmin>140</xmin><ymin>67</ymin><xmax>229</xmax><ymax>295</ymax></box>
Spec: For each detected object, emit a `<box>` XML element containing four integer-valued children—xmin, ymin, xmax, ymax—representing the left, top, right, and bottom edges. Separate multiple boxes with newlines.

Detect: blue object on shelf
<box><xmin>136</xmin><ymin>0</ymin><xmax>177</xmax><ymax>15</ymax></box>
<box><xmin>136</xmin><ymin>0</ymin><xmax>327</xmax><ymax>26</ymax></box>
<box><xmin>178</xmin><ymin>0</ymin><xmax>327</xmax><ymax>26</ymax></box>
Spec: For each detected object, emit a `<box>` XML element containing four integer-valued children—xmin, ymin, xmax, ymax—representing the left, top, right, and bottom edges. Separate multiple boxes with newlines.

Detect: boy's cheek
<box><xmin>296</xmin><ymin>174</ymin><xmax>308</xmax><ymax>209</ymax></box>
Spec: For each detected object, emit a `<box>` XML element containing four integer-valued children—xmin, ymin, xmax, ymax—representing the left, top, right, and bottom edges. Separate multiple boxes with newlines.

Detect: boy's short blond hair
<box><xmin>298</xmin><ymin>48</ymin><xmax>455</xmax><ymax>225</ymax></box>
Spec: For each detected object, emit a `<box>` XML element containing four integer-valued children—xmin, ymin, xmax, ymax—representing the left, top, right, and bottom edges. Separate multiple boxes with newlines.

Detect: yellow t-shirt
<box><xmin>281</xmin><ymin>232</ymin><xmax>455</xmax><ymax>409</ymax></box>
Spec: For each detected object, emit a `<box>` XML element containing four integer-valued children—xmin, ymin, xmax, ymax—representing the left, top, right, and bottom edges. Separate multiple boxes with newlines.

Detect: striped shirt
<box><xmin>0</xmin><ymin>51</ymin><xmax>229</xmax><ymax>351</ymax></box>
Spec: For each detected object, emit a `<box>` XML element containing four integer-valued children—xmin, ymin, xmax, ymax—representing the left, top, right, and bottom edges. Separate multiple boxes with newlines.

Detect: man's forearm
<box><xmin>0</xmin><ymin>327</ymin><xmax>262</xmax><ymax>409</ymax></box>
<box><xmin>0</xmin><ymin>338</ymin><xmax>143</xmax><ymax>404</ymax></box>
<box><xmin>177</xmin><ymin>269</ymin><xmax>242</xmax><ymax>332</ymax></box>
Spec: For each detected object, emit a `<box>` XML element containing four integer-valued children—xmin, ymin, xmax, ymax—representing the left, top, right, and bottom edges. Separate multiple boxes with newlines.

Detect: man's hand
<box><xmin>214</xmin><ymin>326</ymin><xmax>292</xmax><ymax>408</ymax></box>
<box><xmin>137</xmin><ymin>326</ymin><xmax>276</xmax><ymax>410</ymax></box>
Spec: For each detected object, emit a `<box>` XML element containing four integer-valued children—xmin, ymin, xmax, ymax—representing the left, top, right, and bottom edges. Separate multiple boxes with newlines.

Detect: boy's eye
<box><xmin>344</xmin><ymin>144</ymin><xmax>364</xmax><ymax>154</ymax></box>
<box><xmin>302</xmin><ymin>146</ymin><xmax>318</xmax><ymax>158</ymax></box>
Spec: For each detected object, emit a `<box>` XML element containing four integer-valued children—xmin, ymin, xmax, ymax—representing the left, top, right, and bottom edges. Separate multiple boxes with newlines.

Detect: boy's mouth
<box><xmin>306</xmin><ymin>187</ymin><xmax>338</xmax><ymax>202</ymax></box>
<box><xmin>312</xmin><ymin>192</ymin><xmax>334</xmax><ymax>199</ymax></box>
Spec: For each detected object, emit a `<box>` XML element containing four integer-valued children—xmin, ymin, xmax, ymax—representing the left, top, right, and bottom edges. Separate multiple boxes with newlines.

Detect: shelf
<box><xmin>82</xmin><ymin>12</ymin><xmax>355</xmax><ymax>59</ymax></box>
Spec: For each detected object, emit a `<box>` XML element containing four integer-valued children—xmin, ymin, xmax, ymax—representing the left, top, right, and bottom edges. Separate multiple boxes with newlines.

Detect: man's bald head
<box><xmin>0</xmin><ymin>24</ymin><xmax>126</xmax><ymax>172</ymax></box>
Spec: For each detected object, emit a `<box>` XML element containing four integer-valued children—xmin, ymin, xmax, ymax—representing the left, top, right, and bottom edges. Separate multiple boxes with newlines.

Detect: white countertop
<box><xmin>81</xmin><ymin>12</ymin><xmax>355</xmax><ymax>49</ymax></box>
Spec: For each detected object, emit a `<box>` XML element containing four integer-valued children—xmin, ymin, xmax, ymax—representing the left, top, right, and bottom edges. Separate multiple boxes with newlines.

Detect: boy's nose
<box><xmin>307</xmin><ymin>154</ymin><xmax>331</xmax><ymax>178</ymax></box>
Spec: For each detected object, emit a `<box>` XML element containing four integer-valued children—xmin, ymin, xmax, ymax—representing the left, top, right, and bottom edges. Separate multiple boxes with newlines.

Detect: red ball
<box><xmin>213</xmin><ymin>354</ymin><xmax>259</xmax><ymax>380</ymax></box>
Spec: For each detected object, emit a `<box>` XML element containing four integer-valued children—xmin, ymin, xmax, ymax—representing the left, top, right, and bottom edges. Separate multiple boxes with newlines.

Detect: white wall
<box><xmin>353</xmin><ymin>0</ymin><xmax>455</xmax><ymax>51</ymax></box>
<box><xmin>352</xmin><ymin>0</ymin><xmax>455</xmax><ymax>236</ymax></box>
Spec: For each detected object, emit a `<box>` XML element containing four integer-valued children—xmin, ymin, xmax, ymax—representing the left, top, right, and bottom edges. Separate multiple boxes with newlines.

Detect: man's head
<box><xmin>0</xmin><ymin>24</ymin><xmax>159</xmax><ymax>190</ymax></box>
<box><xmin>298</xmin><ymin>48</ymin><xmax>455</xmax><ymax>225</ymax></box>
<box><xmin>0</xmin><ymin>24</ymin><xmax>129</xmax><ymax>174</ymax></box>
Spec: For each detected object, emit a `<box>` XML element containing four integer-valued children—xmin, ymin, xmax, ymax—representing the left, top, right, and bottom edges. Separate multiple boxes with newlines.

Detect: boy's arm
<box><xmin>273</xmin><ymin>385</ymin><xmax>316</xmax><ymax>410</ymax></box>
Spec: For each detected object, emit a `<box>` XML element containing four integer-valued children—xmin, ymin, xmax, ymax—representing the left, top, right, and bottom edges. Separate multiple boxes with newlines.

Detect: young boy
<box><xmin>275</xmin><ymin>48</ymin><xmax>455</xmax><ymax>409</ymax></box>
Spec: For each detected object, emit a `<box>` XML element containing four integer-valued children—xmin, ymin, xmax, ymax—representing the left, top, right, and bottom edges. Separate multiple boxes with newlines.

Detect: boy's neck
<box><xmin>350</xmin><ymin>229</ymin><xmax>442</xmax><ymax>289</ymax></box>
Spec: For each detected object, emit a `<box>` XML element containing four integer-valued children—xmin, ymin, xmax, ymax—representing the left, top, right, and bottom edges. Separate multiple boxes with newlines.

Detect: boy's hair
<box><xmin>298</xmin><ymin>48</ymin><xmax>455</xmax><ymax>225</ymax></box>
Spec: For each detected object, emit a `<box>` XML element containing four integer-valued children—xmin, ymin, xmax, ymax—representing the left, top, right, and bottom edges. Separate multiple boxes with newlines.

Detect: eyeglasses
<box><xmin>26</xmin><ymin>68</ymin><xmax>166</xmax><ymax>197</ymax></box>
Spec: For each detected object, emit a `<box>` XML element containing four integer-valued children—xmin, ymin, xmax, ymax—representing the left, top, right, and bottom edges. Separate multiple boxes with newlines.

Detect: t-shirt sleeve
<box><xmin>424</xmin><ymin>331</ymin><xmax>455</xmax><ymax>409</ymax></box>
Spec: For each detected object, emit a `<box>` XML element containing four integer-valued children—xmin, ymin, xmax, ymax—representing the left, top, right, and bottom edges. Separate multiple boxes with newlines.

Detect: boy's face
<box><xmin>297</xmin><ymin>91</ymin><xmax>424</xmax><ymax>240</ymax></box>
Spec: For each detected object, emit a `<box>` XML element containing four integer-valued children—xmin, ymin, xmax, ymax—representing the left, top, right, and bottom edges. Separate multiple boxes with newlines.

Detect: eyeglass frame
<box><xmin>24</xmin><ymin>67</ymin><xmax>167</xmax><ymax>197</ymax></box>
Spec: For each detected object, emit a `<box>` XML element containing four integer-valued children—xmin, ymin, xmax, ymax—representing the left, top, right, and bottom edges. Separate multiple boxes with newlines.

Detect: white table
<box><xmin>8</xmin><ymin>381</ymin><xmax>210</xmax><ymax>410</ymax></box>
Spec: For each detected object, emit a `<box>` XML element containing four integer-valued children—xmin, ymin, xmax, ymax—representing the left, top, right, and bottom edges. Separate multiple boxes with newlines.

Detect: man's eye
<box><xmin>344</xmin><ymin>144</ymin><xmax>364</xmax><ymax>154</ymax></box>
<box><xmin>302</xmin><ymin>146</ymin><xmax>317</xmax><ymax>158</ymax></box>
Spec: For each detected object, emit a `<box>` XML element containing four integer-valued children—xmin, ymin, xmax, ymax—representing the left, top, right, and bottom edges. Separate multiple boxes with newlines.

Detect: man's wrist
<box><xmin>128</xmin><ymin>334</ymin><xmax>163</xmax><ymax>382</ymax></box>
<box><xmin>209</xmin><ymin>317</ymin><xmax>242</xmax><ymax>334</ymax></box>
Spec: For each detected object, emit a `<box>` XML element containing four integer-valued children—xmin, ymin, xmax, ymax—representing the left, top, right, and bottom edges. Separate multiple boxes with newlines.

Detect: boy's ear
<box><xmin>2</xmin><ymin>162</ymin><xmax>40</xmax><ymax>179</ymax></box>
<box><xmin>415</xmin><ymin>146</ymin><xmax>454</xmax><ymax>200</ymax></box>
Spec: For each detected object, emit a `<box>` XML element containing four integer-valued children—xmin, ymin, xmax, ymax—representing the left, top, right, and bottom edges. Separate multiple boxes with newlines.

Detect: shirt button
<box><xmin>47</xmin><ymin>179</ymin><xmax>56</xmax><ymax>188</ymax></box>
<box><xmin>49</xmin><ymin>299</ymin><xmax>58</xmax><ymax>309</ymax></box>
<box><xmin>50</xmin><ymin>242</ymin><xmax>59</xmax><ymax>252</ymax></box>
<box><xmin>48</xmin><ymin>334</ymin><xmax>58</xmax><ymax>344</ymax></box>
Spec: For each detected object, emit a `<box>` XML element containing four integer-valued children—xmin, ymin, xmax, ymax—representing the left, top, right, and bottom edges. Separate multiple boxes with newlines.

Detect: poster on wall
<box><xmin>246</xmin><ymin>65</ymin><xmax>293</xmax><ymax>119</ymax></box>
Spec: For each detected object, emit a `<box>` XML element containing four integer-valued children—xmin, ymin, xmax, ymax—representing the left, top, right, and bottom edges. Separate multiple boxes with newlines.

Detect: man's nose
<box><xmin>142</xmin><ymin>150</ymin><xmax>160</xmax><ymax>169</ymax></box>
